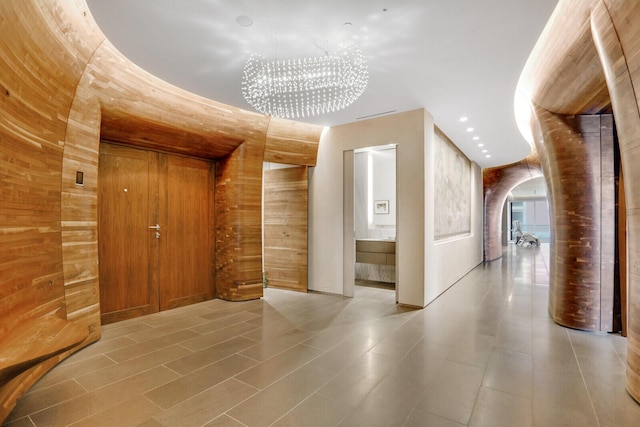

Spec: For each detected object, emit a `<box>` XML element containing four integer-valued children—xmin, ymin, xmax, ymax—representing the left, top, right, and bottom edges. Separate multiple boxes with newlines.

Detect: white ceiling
<box><xmin>86</xmin><ymin>0</ymin><xmax>558</xmax><ymax>168</ymax></box>
<box><xmin>510</xmin><ymin>176</ymin><xmax>547</xmax><ymax>199</ymax></box>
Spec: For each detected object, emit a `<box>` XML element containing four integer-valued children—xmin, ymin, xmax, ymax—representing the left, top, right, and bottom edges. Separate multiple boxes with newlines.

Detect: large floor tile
<box><xmin>468</xmin><ymin>387</ymin><xmax>532</xmax><ymax>427</ymax></box>
<box><xmin>152</xmin><ymin>378</ymin><xmax>257</xmax><ymax>427</ymax></box>
<box><xmin>227</xmin><ymin>365</ymin><xmax>334</xmax><ymax>427</ymax></box>
<box><xmin>337</xmin><ymin>372</ymin><xmax>427</xmax><ymax>427</ymax></box>
<box><xmin>145</xmin><ymin>354</ymin><xmax>257</xmax><ymax>409</ymax></box>
<box><xmin>272</xmin><ymin>393</ymin><xmax>354</xmax><ymax>427</ymax></box>
<box><xmin>482</xmin><ymin>349</ymin><xmax>532</xmax><ymax>398</ymax></box>
<box><xmin>416</xmin><ymin>360</ymin><xmax>484</xmax><ymax>424</ymax></box>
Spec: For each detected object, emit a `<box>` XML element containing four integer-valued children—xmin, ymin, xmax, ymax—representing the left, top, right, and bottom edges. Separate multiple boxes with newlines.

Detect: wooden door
<box><xmin>159</xmin><ymin>155</ymin><xmax>214</xmax><ymax>310</ymax></box>
<box><xmin>98</xmin><ymin>144</ymin><xmax>159</xmax><ymax>324</ymax></box>
<box><xmin>99</xmin><ymin>143</ymin><xmax>214</xmax><ymax>323</ymax></box>
<box><xmin>263</xmin><ymin>166</ymin><xmax>308</xmax><ymax>292</ymax></box>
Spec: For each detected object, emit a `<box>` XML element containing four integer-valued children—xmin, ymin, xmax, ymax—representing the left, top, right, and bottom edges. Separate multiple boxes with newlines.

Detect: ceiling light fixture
<box><xmin>466</xmin><ymin>127</ymin><xmax>474</xmax><ymax>132</ymax></box>
<box><xmin>473</xmin><ymin>136</ymin><xmax>480</xmax><ymax>141</ymax></box>
<box><xmin>459</xmin><ymin>116</ymin><xmax>468</xmax><ymax>122</ymax></box>
<box><xmin>241</xmin><ymin>43</ymin><xmax>369</xmax><ymax>119</ymax></box>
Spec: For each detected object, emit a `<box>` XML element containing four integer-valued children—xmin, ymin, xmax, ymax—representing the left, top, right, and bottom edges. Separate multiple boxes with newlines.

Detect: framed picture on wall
<box><xmin>374</xmin><ymin>200</ymin><xmax>389</xmax><ymax>214</ymax></box>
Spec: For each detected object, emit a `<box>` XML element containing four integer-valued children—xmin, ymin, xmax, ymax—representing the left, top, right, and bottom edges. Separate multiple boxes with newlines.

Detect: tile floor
<box><xmin>5</xmin><ymin>244</ymin><xmax>640</xmax><ymax>426</ymax></box>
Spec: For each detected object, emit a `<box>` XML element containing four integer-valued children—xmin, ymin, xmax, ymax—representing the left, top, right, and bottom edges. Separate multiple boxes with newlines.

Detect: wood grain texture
<box><xmin>533</xmin><ymin>112</ymin><xmax>615</xmax><ymax>332</ymax></box>
<box><xmin>98</xmin><ymin>144</ymin><xmax>159</xmax><ymax>324</ymax></box>
<box><xmin>518</xmin><ymin>0</ymin><xmax>610</xmax><ymax>115</ymax></box>
<box><xmin>482</xmin><ymin>154</ymin><xmax>542</xmax><ymax>261</ymax></box>
<box><xmin>0</xmin><ymin>0</ymin><xmax>322</xmax><ymax>420</ymax></box>
<box><xmin>159</xmin><ymin>155</ymin><xmax>215</xmax><ymax>310</ymax></box>
<box><xmin>264</xmin><ymin>117</ymin><xmax>323</xmax><ymax>166</ymax></box>
<box><xmin>590</xmin><ymin>0</ymin><xmax>640</xmax><ymax>403</ymax></box>
<box><xmin>214</xmin><ymin>135</ymin><xmax>269</xmax><ymax>301</ymax></box>
<box><xmin>0</xmin><ymin>0</ymin><xmax>99</xmax><ymax>419</ymax></box>
<box><xmin>263</xmin><ymin>166</ymin><xmax>309</xmax><ymax>292</ymax></box>
<box><xmin>517</xmin><ymin>0</ymin><xmax>640</xmax><ymax>403</ymax></box>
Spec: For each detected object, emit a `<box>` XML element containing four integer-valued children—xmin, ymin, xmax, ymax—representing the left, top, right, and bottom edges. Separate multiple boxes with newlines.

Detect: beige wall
<box><xmin>309</xmin><ymin>109</ymin><xmax>483</xmax><ymax>307</ymax></box>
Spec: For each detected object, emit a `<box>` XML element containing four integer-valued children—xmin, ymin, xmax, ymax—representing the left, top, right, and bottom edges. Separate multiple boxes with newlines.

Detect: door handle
<box><xmin>148</xmin><ymin>224</ymin><xmax>160</xmax><ymax>239</ymax></box>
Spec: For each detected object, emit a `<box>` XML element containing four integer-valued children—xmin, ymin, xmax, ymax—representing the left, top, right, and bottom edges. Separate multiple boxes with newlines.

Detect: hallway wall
<box><xmin>0</xmin><ymin>0</ymin><xmax>322</xmax><ymax>419</ymax></box>
<box><xmin>309</xmin><ymin>109</ymin><xmax>483</xmax><ymax>307</ymax></box>
<box><xmin>516</xmin><ymin>0</ymin><xmax>640</xmax><ymax>403</ymax></box>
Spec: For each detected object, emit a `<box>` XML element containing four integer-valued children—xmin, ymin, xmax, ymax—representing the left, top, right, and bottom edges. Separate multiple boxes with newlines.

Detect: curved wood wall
<box><xmin>483</xmin><ymin>154</ymin><xmax>541</xmax><ymax>261</ymax></box>
<box><xmin>533</xmin><ymin>111</ymin><xmax>616</xmax><ymax>331</ymax></box>
<box><xmin>590</xmin><ymin>0</ymin><xmax>640</xmax><ymax>402</ymax></box>
<box><xmin>0</xmin><ymin>0</ymin><xmax>322</xmax><ymax>420</ymax></box>
<box><xmin>517</xmin><ymin>0</ymin><xmax>640</xmax><ymax>403</ymax></box>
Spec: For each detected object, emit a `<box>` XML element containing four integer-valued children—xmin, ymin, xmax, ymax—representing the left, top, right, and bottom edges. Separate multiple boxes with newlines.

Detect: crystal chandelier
<box><xmin>241</xmin><ymin>44</ymin><xmax>368</xmax><ymax>119</ymax></box>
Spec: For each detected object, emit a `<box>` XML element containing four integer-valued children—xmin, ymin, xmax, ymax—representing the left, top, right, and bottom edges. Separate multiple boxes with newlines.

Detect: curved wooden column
<box><xmin>591</xmin><ymin>0</ymin><xmax>640</xmax><ymax>402</ymax></box>
<box><xmin>533</xmin><ymin>109</ymin><xmax>615</xmax><ymax>332</ymax></box>
<box><xmin>215</xmin><ymin>135</ymin><xmax>268</xmax><ymax>301</ymax></box>
<box><xmin>483</xmin><ymin>154</ymin><xmax>541</xmax><ymax>261</ymax></box>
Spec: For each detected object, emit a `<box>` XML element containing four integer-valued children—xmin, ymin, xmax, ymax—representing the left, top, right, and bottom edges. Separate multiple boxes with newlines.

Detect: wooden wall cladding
<box><xmin>482</xmin><ymin>154</ymin><xmax>541</xmax><ymax>261</ymax></box>
<box><xmin>590</xmin><ymin>0</ymin><xmax>640</xmax><ymax>403</ymax></box>
<box><xmin>0</xmin><ymin>0</ymin><xmax>322</xmax><ymax>421</ymax></box>
<box><xmin>517</xmin><ymin>0</ymin><xmax>610</xmax><ymax>115</ymax></box>
<box><xmin>0</xmin><ymin>0</ymin><xmax>101</xmax><ymax>419</ymax></box>
<box><xmin>264</xmin><ymin>117</ymin><xmax>323</xmax><ymax>166</ymax></box>
<box><xmin>214</xmin><ymin>135</ymin><xmax>268</xmax><ymax>301</ymax></box>
<box><xmin>263</xmin><ymin>166</ymin><xmax>309</xmax><ymax>292</ymax></box>
<box><xmin>517</xmin><ymin>0</ymin><xmax>640</xmax><ymax>403</ymax></box>
<box><xmin>533</xmin><ymin>111</ymin><xmax>615</xmax><ymax>332</ymax></box>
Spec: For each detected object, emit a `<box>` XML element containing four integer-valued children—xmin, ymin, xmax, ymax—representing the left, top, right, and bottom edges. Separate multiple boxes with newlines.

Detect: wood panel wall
<box><xmin>483</xmin><ymin>154</ymin><xmax>541</xmax><ymax>261</ymax></box>
<box><xmin>263</xmin><ymin>166</ymin><xmax>309</xmax><ymax>292</ymax></box>
<box><xmin>517</xmin><ymin>0</ymin><xmax>640</xmax><ymax>403</ymax></box>
<box><xmin>533</xmin><ymin>112</ymin><xmax>615</xmax><ymax>331</ymax></box>
<box><xmin>590</xmin><ymin>0</ymin><xmax>640</xmax><ymax>402</ymax></box>
<box><xmin>0</xmin><ymin>0</ymin><xmax>322</xmax><ymax>420</ymax></box>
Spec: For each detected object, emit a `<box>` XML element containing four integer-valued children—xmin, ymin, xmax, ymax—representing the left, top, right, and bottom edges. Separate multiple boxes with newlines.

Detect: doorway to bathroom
<box><xmin>345</xmin><ymin>144</ymin><xmax>398</xmax><ymax>300</ymax></box>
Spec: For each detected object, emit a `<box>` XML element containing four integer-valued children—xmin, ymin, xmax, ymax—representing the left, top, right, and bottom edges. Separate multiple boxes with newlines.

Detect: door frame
<box><xmin>343</xmin><ymin>147</ymin><xmax>399</xmax><ymax>301</ymax></box>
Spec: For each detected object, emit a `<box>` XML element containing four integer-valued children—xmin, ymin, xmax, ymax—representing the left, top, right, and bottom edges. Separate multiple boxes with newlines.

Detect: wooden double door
<box><xmin>98</xmin><ymin>143</ymin><xmax>214</xmax><ymax>324</ymax></box>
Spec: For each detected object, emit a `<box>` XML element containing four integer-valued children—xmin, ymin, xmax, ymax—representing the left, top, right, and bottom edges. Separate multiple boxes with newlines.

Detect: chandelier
<box><xmin>241</xmin><ymin>44</ymin><xmax>369</xmax><ymax>119</ymax></box>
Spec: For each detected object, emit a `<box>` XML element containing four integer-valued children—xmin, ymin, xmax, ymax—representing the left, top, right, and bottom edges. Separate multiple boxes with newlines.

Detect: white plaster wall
<box><xmin>308</xmin><ymin>108</ymin><xmax>483</xmax><ymax>307</ymax></box>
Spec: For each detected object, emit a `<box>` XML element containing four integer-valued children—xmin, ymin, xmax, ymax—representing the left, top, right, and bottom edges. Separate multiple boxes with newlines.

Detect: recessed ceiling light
<box><xmin>478</xmin><ymin>143</ymin><xmax>484</xmax><ymax>147</ymax></box>
<box><xmin>459</xmin><ymin>116</ymin><xmax>468</xmax><ymax>122</ymax></box>
<box><xmin>473</xmin><ymin>136</ymin><xmax>480</xmax><ymax>141</ymax></box>
<box><xmin>485</xmin><ymin>154</ymin><xmax>491</xmax><ymax>158</ymax></box>
<box><xmin>466</xmin><ymin>127</ymin><xmax>474</xmax><ymax>132</ymax></box>
<box><xmin>236</xmin><ymin>15</ymin><xmax>253</xmax><ymax>26</ymax></box>
<box><xmin>482</xmin><ymin>149</ymin><xmax>488</xmax><ymax>153</ymax></box>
